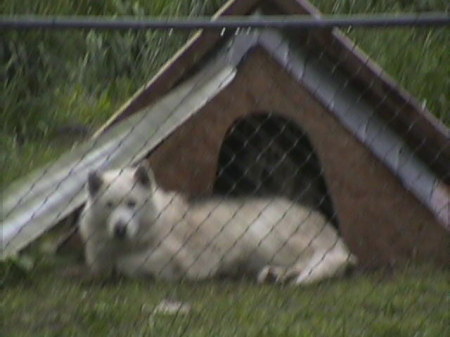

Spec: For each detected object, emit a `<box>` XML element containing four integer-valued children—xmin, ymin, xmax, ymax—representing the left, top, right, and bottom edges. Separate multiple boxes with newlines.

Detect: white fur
<box><xmin>79</xmin><ymin>165</ymin><xmax>357</xmax><ymax>285</ymax></box>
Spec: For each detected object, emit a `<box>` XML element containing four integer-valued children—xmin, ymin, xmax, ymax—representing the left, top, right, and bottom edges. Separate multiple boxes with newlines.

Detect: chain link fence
<box><xmin>1</xmin><ymin>2</ymin><xmax>449</xmax><ymax>336</ymax></box>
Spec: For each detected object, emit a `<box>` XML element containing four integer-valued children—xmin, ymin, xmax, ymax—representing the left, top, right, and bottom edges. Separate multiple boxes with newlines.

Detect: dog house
<box><xmin>2</xmin><ymin>0</ymin><xmax>448</xmax><ymax>268</ymax></box>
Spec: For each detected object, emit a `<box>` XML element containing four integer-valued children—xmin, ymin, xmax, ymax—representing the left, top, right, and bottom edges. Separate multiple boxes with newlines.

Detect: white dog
<box><xmin>78</xmin><ymin>164</ymin><xmax>356</xmax><ymax>285</ymax></box>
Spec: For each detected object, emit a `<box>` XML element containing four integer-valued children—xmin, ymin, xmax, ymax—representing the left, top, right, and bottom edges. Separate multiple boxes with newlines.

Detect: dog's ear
<box><xmin>134</xmin><ymin>163</ymin><xmax>155</xmax><ymax>189</ymax></box>
<box><xmin>87</xmin><ymin>171</ymin><xmax>103</xmax><ymax>196</ymax></box>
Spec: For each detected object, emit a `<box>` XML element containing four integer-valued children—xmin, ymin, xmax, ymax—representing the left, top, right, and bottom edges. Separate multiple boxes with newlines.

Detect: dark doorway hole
<box><xmin>213</xmin><ymin>113</ymin><xmax>338</xmax><ymax>227</ymax></box>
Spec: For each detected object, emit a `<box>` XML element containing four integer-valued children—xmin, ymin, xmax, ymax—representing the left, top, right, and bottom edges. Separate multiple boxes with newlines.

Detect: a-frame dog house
<box><xmin>100</xmin><ymin>0</ymin><xmax>449</xmax><ymax>267</ymax></box>
<box><xmin>2</xmin><ymin>0</ymin><xmax>448</xmax><ymax>268</ymax></box>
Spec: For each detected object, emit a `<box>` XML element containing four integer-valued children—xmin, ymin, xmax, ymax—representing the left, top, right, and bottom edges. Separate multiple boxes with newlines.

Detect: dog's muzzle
<box><xmin>114</xmin><ymin>222</ymin><xmax>127</xmax><ymax>239</ymax></box>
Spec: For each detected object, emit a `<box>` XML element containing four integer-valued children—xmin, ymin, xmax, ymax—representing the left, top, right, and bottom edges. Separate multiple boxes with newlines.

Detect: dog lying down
<box><xmin>78</xmin><ymin>164</ymin><xmax>356</xmax><ymax>285</ymax></box>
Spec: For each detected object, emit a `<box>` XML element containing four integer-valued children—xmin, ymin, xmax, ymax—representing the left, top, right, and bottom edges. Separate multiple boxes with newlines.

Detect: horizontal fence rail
<box><xmin>1</xmin><ymin>13</ymin><xmax>450</xmax><ymax>30</ymax></box>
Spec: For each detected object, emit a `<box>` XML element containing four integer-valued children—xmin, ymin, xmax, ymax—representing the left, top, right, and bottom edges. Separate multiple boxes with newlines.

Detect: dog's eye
<box><xmin>126</xmin><ymin>199</ymin><xmax>137</xmax><ymax>209</ymax></box>
<box><xmin>105</xmin><ymin>201</ymin><xmax>114</xmax><ymax>208</ymax></box>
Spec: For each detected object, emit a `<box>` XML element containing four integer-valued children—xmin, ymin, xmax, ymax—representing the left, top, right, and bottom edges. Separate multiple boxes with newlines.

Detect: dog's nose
<box><xmin>114</xmin><ymin>223</ymin><xmax>127</xmax><ymax>239</ymax></box>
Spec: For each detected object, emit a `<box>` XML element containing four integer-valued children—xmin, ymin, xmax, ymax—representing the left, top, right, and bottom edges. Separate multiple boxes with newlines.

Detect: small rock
<box><xmin>152</xmin><ymin>299</ymin><xmax>192</xmax><ymax>315</ymax></box>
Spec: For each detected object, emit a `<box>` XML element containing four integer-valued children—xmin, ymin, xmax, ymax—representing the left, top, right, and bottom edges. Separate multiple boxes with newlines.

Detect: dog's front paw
<box><xmin>257</xmin><ymin>265</ymin><xmax>305</xmax><ymax>285</ymax></box>
<box><xmin>257</xmin><ymin>265</ymin><xmax>285</xmax><ymax>284</ymax></box>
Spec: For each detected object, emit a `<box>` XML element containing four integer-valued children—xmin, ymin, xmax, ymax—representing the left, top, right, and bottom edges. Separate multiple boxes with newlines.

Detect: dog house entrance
<box><xmin>214</xmin><ymin>113</ymin><xmax>337</xmax><ymax>225</ymax></box>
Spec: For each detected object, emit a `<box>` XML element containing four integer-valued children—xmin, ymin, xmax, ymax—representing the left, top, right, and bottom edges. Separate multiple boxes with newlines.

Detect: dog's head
<box><xmin>86</xmin><ymin>163</ymin><xmax>157</xmax><ymax>242</ymax></box>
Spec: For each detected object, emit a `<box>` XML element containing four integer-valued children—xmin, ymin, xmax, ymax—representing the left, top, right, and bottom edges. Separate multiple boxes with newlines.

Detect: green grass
<box><xmin>1</xmin><ymin>258</ymin><xmax>448</xmax><ymax>337</ymax></box>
